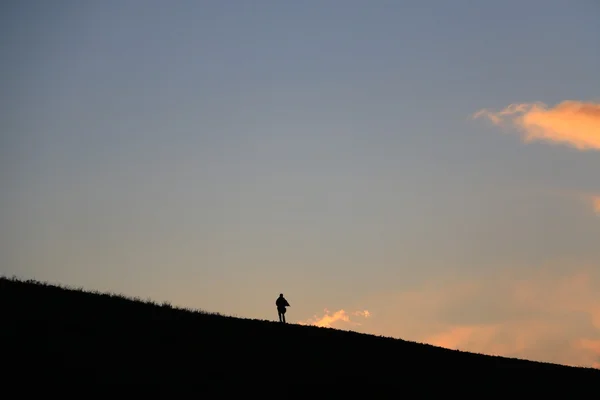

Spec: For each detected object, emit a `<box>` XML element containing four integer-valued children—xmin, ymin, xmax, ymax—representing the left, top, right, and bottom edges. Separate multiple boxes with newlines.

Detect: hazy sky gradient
<box><xmin>2</xmin><ymin>0</ymin><xmax>599</xmax><ymax>367</ymax></box>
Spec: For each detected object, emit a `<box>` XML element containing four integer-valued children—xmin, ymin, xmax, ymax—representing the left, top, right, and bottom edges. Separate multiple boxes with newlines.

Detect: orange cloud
<box><xmin>472</xmin><ymin>100</ymin><xmax>600</xmax><ymax>151</ymax></box>
<box><xmin>425</xmin><ymin>324</ymin><xmax>504</xmax><ymax>353</ymax></box>
<box><xmin>593</xmin><ymin>197</ymin><xmax>600</xmax><ymax>215</ymax></box>
<box><xmin>565</xmin><ymin>191</ymin><xmax>600</xmax><ymax>217</ymax></box>
<box><xmin>580</xmin><ymin>193</ymin><xmax>600</xmax><ymax>217</ymax></box>
<box><xmin>298</xmin><ymin>308</ymin><xmax>371</xmax><ymax>328</ymax></box>
<box><xmin>577</xmin><ymin>339</ymin><xmax>600</xmax><ymax>369</ymax></box>
<box><xmin>353</xmin><ymin>310</ymin><xmax>371</xmax><ymax>318</ymax></box>
<box><xmin>424</xmin><ymin>321</ymin><xmax>553</xmax><ymax>359</ymax></box>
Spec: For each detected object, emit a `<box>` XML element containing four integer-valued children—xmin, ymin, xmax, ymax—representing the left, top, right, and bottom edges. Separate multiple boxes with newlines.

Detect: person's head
<box><xmin>279</xmin><ymin>293</ymin><xmax>283</xmax><ymax>297</ymax></box>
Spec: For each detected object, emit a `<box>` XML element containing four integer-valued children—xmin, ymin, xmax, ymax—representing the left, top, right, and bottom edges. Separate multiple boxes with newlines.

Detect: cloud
<box><xmin>593</xmin><ymin>196</ymin><xmax>600</xmax><ymax>215</ymax></box>
<box><xmin>472</xmin><ymin>100</ymin><xmax>600</xmax><ymax>151</ymax></box>
<box><xmin>353</xmin><ymin>310</ymin><xmax>371</xmax><ymax>318</ymax></box>
<box><xmin>298</xmin><ymin>308</ymin><xmax>371</xmax><ymax>328</ymax></box>
<box><xmin>360</xmin><ymin>266</ymin><xmax>600</xmax><ymax>368</ymax></box>
<box><xmin>577</xmin><ymin>339</ymin><xmax>600</xmax><ymax>369</ymax></box>
<box><xmin>569</xmin><ymin>191</ymin><xmax>600</xmax><ymax>217</ymax></box>
<box><xmin>424</xmin><ymin>323</ymin><xmax>531</xmax><ymax>356</ymax></box>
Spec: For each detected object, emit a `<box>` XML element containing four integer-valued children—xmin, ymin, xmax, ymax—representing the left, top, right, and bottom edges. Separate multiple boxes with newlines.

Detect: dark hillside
<box><xmin>2</xmin><ymin>276</ymin><xmax>598</xmax><ymax>394</ymax></box>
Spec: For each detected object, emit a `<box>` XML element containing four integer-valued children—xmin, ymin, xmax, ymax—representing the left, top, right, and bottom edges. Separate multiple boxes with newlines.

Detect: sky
<box><xmin>1</xmin><ymin>0</ymin><xmax>599</xmax><ymax>368</ymax></box>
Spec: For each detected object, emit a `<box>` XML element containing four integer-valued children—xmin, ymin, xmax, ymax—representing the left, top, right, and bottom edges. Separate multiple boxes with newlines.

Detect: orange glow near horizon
<box><xmin>306</xmin><ymin>268</ymin><xmax>600</xmax><ymax>369</ymax></box>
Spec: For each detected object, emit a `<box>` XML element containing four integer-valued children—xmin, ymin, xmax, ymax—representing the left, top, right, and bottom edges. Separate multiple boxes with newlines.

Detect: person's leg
<box><xmin>282</xmin><ymin>312</ymin><xmax>286</xmax><ymax>324</ymax></box>
<box><xmin>278</xmin><ymin>311</ymin><xmax>283</xmax><ymax>322</ymax></box>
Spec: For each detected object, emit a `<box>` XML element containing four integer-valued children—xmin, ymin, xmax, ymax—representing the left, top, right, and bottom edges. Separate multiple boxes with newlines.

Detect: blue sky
<box><xmin>1</xmin><ymin>0</ymin><xmax>599</xmax><ymax>367</ymax></box>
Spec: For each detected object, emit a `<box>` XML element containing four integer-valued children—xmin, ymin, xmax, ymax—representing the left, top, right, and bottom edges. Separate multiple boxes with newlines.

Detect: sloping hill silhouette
<box><xmin>2</xmin><ymin>275</ymin><xmax>598</xmax><ymax>394</ymax></box>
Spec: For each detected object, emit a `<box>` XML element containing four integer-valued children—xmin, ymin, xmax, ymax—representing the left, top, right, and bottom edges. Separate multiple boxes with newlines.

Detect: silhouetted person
<box><xmin>276</xmin><ymin>293</ymin><xmax>290</xmax><ymax>323</ymax></box>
